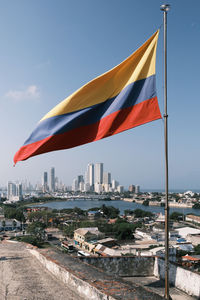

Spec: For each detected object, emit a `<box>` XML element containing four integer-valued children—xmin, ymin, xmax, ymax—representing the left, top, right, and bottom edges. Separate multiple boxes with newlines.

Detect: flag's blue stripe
<box><xmin>24</xmin><ymin>75</ymin><xmax>156</xmax><ymax>146</ymax></box>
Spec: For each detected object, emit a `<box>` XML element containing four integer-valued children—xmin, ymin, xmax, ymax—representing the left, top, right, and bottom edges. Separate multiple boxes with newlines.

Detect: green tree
<box><xmin>4</xmin><ymin>206</ymin><xmax>25</xmax><ymax>222</ymax></box>
<box><xmin>114</xmin><ymin>223</ymin><xmax>134</xmax><ymax>240</ymax></box>
<box><xmin>26</xmin><ymin>222</ymin><xmax>46</xmax><ymax>242</ymax></box>
<box><xmin>170</xmin><ymin>211</ymin><xmax>184</xmax><ymax>221</ymax></box>
<box><xmin>101</xmin><ymin>205</ymin><xmax>119</xmax><ymax>218</ymax></box>
<box><xmin>124</xmin><ymin>209</ymin><xmax>134</xmax><ymax>216</ymax></box>
<box><xmin>194</xmin><ymin>244</ymin><xmax>200</xmax><ymax>255</ymax></box>
<box><xmin>192</xmin><ymin>203</ymin><xmax>200</xmax><ymax>209</ymax></box>
<box><xmin>133</xmin><ymin>209</ymin><xmax>154</xmax><ymax>218</ymax></box>
<box><xmin>16</xmin><ymin>235</ymin><xmax>39</xmax><ymax>247</ymax></box>
<box><xmin>142</xmin><ymin>200</ymin><xmax>149</xmax><ymax>206</ymax></box>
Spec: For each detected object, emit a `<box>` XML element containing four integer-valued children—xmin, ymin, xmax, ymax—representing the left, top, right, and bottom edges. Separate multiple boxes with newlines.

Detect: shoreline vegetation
<box><xmin>1</xmin><ymin>191</ymin><xmax>199</xmax><ymax>212</ymax></box>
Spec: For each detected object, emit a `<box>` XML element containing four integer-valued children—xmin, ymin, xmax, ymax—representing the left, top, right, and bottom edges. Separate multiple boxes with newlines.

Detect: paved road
<box><xmin>0</xmin><ymin>240</ymin><xmax>83</xmax><ymax>300</ymax></box>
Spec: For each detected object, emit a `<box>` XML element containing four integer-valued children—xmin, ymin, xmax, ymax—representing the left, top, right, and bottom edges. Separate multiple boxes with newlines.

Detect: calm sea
<box><xmin>32</xmin><ymin>199</ymin><xmax>200</xmax><ymax>216</ymax></box>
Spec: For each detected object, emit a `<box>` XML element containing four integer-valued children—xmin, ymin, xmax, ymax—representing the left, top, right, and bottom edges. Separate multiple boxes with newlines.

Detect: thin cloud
<box><xmin>5</xmin><ymin>85</ymin><xmax>40</xmax><ymax>101</ymax></box>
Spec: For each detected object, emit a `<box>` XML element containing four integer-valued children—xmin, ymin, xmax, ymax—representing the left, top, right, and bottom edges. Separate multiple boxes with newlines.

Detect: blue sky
<box><xmin>0</xmin><ymin>0</ymin><xmax>200</xmax><ymax>190</ymax></box>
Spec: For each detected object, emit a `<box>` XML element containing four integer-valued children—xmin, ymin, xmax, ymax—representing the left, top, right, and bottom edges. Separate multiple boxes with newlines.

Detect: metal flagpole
<box><xmin>160</xmin><ymin>4</ymin><xmax>170</xmax><ymax>300</ymax></box>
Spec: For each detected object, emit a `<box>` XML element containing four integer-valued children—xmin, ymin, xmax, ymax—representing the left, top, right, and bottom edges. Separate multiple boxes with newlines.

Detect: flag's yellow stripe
<box><xmin>41</xmin><ymin>30</ymin><xmax>159</xmax><ymax>121</ymax></box>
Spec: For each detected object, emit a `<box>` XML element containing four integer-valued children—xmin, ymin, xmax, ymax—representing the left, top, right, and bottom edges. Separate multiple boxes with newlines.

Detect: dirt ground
<box><xmin>0</xmin><ymin>240</ymin><xmax>83</xmax><ymax>300</ymax></box>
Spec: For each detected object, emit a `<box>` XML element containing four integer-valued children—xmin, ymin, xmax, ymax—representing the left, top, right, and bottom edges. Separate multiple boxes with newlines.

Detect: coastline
<box><xmin>123</xmin><ymin>198</ymin><xmax>193</xmax><ymax>208</ymax></box>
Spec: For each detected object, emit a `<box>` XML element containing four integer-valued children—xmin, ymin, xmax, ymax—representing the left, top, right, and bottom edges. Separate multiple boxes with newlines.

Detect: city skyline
<box><xmin>2</xmin><ymin>162</ymin><xmax>139</xmax><ymax>192</ymax></box>
<box><xmin>1</xmin><ymin>1</ymin><xmax>200</xmax><ymax>190</ymax></box>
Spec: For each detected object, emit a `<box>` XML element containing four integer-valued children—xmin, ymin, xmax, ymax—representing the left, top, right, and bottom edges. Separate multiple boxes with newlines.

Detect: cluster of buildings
<box><xmin>70</xmin><ymin>213</ymin><xmax>200</xmax><ymax>268</ymax></box>
<box><xmin>6</xmin><ymin>181</ymin><xmax>23</xmax><ymax>202</ymax></box>
<box><xmin>130</xmin><ymin>190</ymin><xmax>200</xmax><ymax>208</ymax></box>
<box><xmin>3</xmin><ymin>167</ymin><xmax>64</xmax><ymax>202</ymax></box>
<box><xmin>3</xmin><ymin>162</ymin><xmax>138</xmax><ymax>201</ymax></box>
<box><xmin>72</xmin><ymin>162</ymin><xmax>128</xmax><ymax>194</ymax></box>
<box><xmin>41</xmin><ymin>167</ymin><xmax>56</xmax><ymax>193</ymax></box>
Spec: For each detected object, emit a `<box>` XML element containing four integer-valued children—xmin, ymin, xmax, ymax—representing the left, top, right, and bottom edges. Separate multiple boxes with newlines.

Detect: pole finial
<box><xmin>160</xmin><ymin>4</ymin><xmax>171</xmax><ymax>12</ymax></box>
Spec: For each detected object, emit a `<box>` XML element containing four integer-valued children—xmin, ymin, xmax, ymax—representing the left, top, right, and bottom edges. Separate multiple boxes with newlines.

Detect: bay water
<box><xmin>32</xmin><ymin>199</ymin><xmax>200</xmax><ymax>216</ymax></box>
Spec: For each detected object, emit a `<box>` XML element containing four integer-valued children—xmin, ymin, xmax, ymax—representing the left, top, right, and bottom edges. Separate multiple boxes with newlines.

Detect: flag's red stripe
<box><xmin>14</xmin><ymin>97</ymin><xmax>161</xmax><ymax>164</ymax></box>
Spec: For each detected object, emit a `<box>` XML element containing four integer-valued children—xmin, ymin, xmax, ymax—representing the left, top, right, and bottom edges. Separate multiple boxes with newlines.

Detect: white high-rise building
<box><xmin>50</xmin><ymin>167</ymin><xmax>55</xmax><ymax>192</ymax></box>
<box><xmin>77</xmin><ymin>175</ymin><xmax>84</xmax><ymax>186</ymax></box>
<box><xmin>16</xmin><ymin>183</ymin><xmax>23</xmax><ymax>200</ymax></box>
<box><xmin>84</xmin><ymin>183</ymin><xmax>91</xmax><ymax>192</ymax></box>
<box><xmin>94</xmin><ymin>183</ymin><xmax>103</xmax><ymax>194</ymax></box>
<box><xmin>95</xmin><ymin>163</ymin><xmax>103</xmax><ymax>184</ymax></box>
<box><xmin>88</xmin><ymin>163</ymin><xmax>94</xmax><ymax>186</ymax></box>
<box><xmin>117</xmin><ymin>185</ymin><xmax>124</xmax><ymax>193</ymax></box>
<box><xmin>79</xmin><ymin>181</ymin><xmax>85</xmax><ymax>192</ymax></box>
<box><xmin>72</xmin><ymin>179</ymin><xmax>78</xmax><ymax>192</ymax></box>
<box><xmin>112</xmin><ymin>179</ymin><xmax>119</xmax><ymax>190</ymax></box>
<box><xmin>7</xmin><ymin>181</ymin><xmax>16</xmax><ymax>200</ymax></box>
<box><xmin>7</xmin><ymin>182</ymin><xmax>23</xmax><ymax>201</ymax></box>
<box><xmin>42</xmin><ymin>172</ymin><xmax>48</xmax><ymax>193</ymax></box>
<box><xmin>103</xmin><ymin>172</ymin><xmax>111</xmax><ymax>185</ymax></box>
<box><xmin>135</xmin><ymin>185</ymin><xmax>140</xmax><ymax>194</ymax></box>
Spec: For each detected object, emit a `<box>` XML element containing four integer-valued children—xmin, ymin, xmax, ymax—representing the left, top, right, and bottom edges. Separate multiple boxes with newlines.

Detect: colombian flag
<box><xmin>14</xmin><ymin>30</ymin><xmax>161</xmax><ymax>164</ymax></box>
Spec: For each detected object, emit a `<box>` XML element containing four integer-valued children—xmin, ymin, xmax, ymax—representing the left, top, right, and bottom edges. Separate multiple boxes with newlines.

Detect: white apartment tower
<box><xmin>112</xmin><ymin>179</ymin><xmax>119</xmax><ymax>190</ymax></box>
<box><xmin>135</xmin><ymin>185</ymin><xmax>140</xmax><ymax>194</ymax></box>
<box><xmin>95</xmin><ymin>163</ymin><xmax>103</xmax><ymax>184</ymax></box>
<box><xmin>42</xmin><ymin>172</ymin><xmax>48</xmax><ymax>193</ymax></box>
<box><xmin>16</xmin><ymin>183</ymin><xmax>23</xmax><ymax>199</ymax></box>
<box><xmin>88</xmin><ymin>163</ymin><xmax>94</xmax><ymax>186</ymax></box>
<box><xmin>50</xmin><ymin>167</ymin><xmax>55</xmax><ymax>192</ymax></box>
<box><xmin>72</xmin><ymin>178</ymin><xmax>78</xmax><ymax>192</ymax></box>
<box><xmin>7</xmin><ymin>181</ymin><xmax>16</xmax><ymax>200</ymax></box>
<box><xmin>103</xmin><ymin>172</ymin><xmax>111</xmax><ymax>185</ymax></box>
<box><xmin>7</xmin><ymin>181</ymin><xmax>23</xmax><ymax>201</ymax></box>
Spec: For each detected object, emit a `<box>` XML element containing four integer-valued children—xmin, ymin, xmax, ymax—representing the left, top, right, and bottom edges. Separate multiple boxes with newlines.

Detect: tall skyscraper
<box><xmin>112</xmin><ymin>179</ymin><xmax>119</xmax><ymax>190</ymax></box>
<box><xmin>88</xmin><ymin>163</ymin><xmax>94</xmax><ymax>186</ymax></box>
<box><xmin>135</xmin><ymin>185</ymin><xmax>140</xmax><ymax>194</ymax></box>
<box><xmin>7</xmin><ymin>181</ymin><xmax>23</xmax><ymax>201</ymax></box>
<box><xmin>72</xmin><ymin>178</ymin><xmax>78</xmax><ymax>191</ymax></box>
<box><xmin>42</xmin><ymin>172</ymin><xmax>48</xmax><ymax>192</ymax></box>
<box><xmin>16</xmin><ymin>183</ymin><xmax>23</xmax><ymax>200</ymax></box>
<box><xmin>50</xmin><ymin>167</ymin><xmax>55</xmax><ymax>192</ymax></box>
<box><xmin>103</xmin><ymin>172</ymin><xmax>111</xmax><ymax>185</ymax></box>
<box><xmin>77</xmin><ymin>175</ymin><xmax>84</xmax><ymax>186</ymax></box>
<box><xmin>7</xmin><ymin>181</ymin><xmax>16</xmax><ymax>200</ymax></box>
<box><xmin>129</xmin><ymin>185</ymin><xmax>135</xmax><ymax>193</ymax></box>
<box><xmin>95</xmin><ymin>163</ymin><xmax>103</xmax><ymax>184</ymax></box>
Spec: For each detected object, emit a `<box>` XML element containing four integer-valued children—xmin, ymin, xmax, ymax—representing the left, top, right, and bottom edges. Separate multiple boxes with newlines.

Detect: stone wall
<box><xmin>79</xmin><ymin>256</ymin><xmax>155</xmax><ymax>277</ymax></box>
<box><xmin>29</xmin><ymin>248</ymin><xmax>164</xmax><ymax>299</ymax></box>
<box><xmin>81</xmin><ymin>255</ymin><xmax>200</xmax><ymax>298</ymax></box>
<box><xmin>154</xmin><ymin>257</ymin><xmax>200</xmax><ymax>298</ymax></box>
<box><xmin>29</xmin><ymin>248</ymin><xmax>115</xmax><ymax>300</ymax></box>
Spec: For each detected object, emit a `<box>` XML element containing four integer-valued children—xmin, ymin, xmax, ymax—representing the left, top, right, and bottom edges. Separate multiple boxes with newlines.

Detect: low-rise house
<box><xmin>186</xmin><ymin>233</ymin><xmax>200</xmax><ymax>246</ymax></box>
<box><xmin>0</xmin><ymin>218</ymin><xmax>21</xmax><ymax>231</ymax></box>
<box><xmin>151</xmin><ymin>231</ymin><xmax>165</xmax><ymax>241</ymax></box>
<box><xmin>175</xmin><ymin>226</ymin><xmax>200</xmax><ymax>239</ymax></box>
<box><xmin>135</xmin><ymin>229</ymin><xmax>152</xmax><ymax>240</ymax></box>
<box><xmin>174</xmin><ymin>242</ymin><xmax>194</xmax><ymax>252</ymax></box>
<box><xmin>139</xmin><ymin>246</ymin><xmax>176</xmax><ymax>261</ymax></box>
<box><xmin>94</xmin><ymin>244</ymin><xmax>117</xmax><ymax>256</ymax></box>
<box><xmin>181</xmin><ymin>254</ymin><xmax>200</xmax><ymax>270</ymax></box>
<box><xmin>107</xmin><ymin>218</ymin><xmax>117</xmax><ymax>224</ymax></box>
<box><xmin>186</xmin><ymin>214</ymin><xmax>200</xmax><ymax>225</ymax></box>
<box><xmin>87</xmin><ymin>211</ymin><xmax>101</xmax><ymax>219</ymax></box>
<box><xmin>74</xmin><ymin>227</ymin><xmax>104</xmax><ymax>252</ymax></box>
<box><xmin>96</xmin><ymin>237</ymin><xmax>117</xmax><ymax>248</ymax></box>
